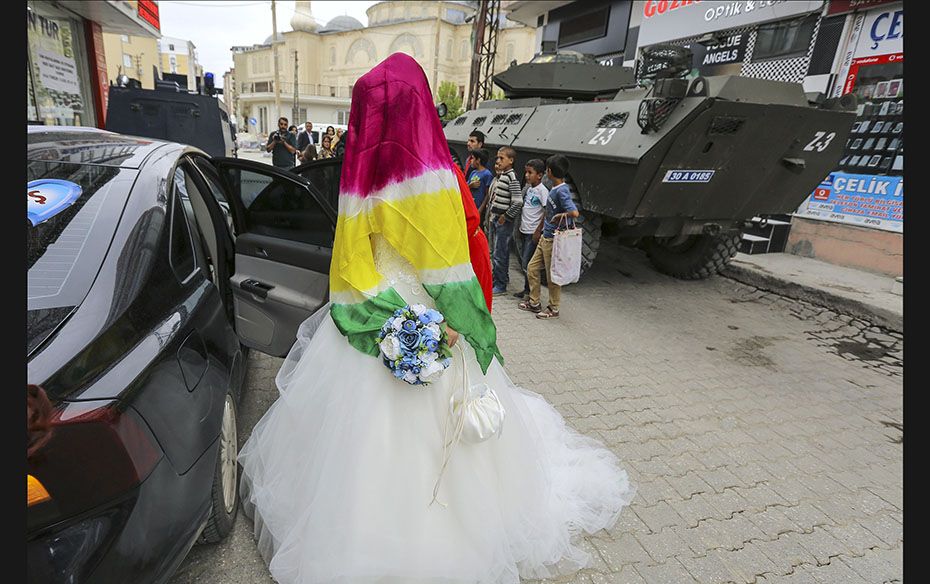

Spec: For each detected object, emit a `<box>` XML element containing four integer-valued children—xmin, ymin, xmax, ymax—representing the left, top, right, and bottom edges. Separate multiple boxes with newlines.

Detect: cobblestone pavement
<box><xmin>171</xmin><ymin>243</ymin><xmax>902</xmax><ymax>584</ymax></box>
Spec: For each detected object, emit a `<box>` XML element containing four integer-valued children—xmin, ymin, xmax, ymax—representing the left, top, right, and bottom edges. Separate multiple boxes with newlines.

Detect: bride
<box><xmin>238</xmin><ymin>53</ymin><xmax>635</xmax><ymax>584</ymax></box>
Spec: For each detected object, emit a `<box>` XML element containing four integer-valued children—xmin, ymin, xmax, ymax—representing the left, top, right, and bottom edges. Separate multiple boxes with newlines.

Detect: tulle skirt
<box><xmin>238</xmin><ymin>311</ymin><xmax>635</xmax><ymax>584</ymax></box>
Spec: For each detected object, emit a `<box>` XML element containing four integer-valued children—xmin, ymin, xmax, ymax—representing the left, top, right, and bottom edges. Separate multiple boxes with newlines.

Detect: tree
<box><xmin>438</xmin><ymin>81</ymin><xmax>464</xmax><ymax>121</ymax></box>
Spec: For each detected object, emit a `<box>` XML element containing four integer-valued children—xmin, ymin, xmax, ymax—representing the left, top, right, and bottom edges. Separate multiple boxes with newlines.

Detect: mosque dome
<box><xmin>320</xmin><ymin>15</ymin><xmax>364</xmax><ymax>33</ymax></box>
<box><xmin>263</xmin><ymin>32</ymin><xmax>285</xmax><ymax>44</ymax></box>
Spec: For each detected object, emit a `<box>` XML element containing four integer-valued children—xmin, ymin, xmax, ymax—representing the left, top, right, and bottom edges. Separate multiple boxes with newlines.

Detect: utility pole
<box><xmin>292</xmin><ymin>50</ymin><xmax>299</xmax><ymax>124</ymax></box>
<box><xmin>271</xmin><ymin>0</ymin><xmax>281</xmax><ymax>120</ymax></box>
<box><xmin>467</xmin><ymin>0</ymin><xmax>501</xmax><ymax>110</ymax></box>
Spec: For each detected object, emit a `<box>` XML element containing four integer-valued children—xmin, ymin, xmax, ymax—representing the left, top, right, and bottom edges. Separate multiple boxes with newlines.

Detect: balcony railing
<box><xmin>238</xmin><ymin>81</ymin><xmax>352</xmax><ymax>99</ymax></box>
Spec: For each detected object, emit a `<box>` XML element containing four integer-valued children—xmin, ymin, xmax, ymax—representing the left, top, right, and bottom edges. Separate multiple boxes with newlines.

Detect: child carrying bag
<box><xmin>550</xmin><ymin>216</ymin><xmax>583</xmax><ymax>285</ymax></box>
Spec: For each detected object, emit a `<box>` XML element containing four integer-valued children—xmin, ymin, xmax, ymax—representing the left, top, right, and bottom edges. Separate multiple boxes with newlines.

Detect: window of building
<box><xmin>26</xmin><ymin>1</ymin><xmax>96</xmax><ymax>126</ymax></box>
<box><xmin>446</xmin><ymin>39</ymin><xmax>453</xmax><ymax>60</ymax></box>
<box><xmin>446</xmin><ymin>8</ymin><xmax>466</xmax><ymax>23</ymax></box>
<box><xmin>330</xmin><ymin>46</ymin><xmax>335</xmax><ymax>65</ymax></box>
<box><xmin>169</xmin><ymin>43</ymin><xmax>175</xmax><ymax>51</ymax></box>
<box><xmin>557</xmin><ymin>6</ymin><xmax>609</xmax><ymax>47</ymax></box>
<box><xmin>170</xmin><ymin>55</ymin><xmax>178</xmax><ymax>74</ymax></box>
<box><xmin>120</xmin><ymin>34</ymin><xmax>129</xmax><ymax>42</ymax></box>
<box><xmin>338</xmin><ymin>110</ymin><xmax>350</xmax><ymax>125</ymax></box>
<box><xmin>752</xmin><ymin>14</ymin><xmax>818</xmax><ymax>62</ymax></box>
<box><xmin>506</xmin><ymin>43</ymin><xmax>514</xmax><ymax>62</ymax></box>
<box><xmin>458</xmin><ymin>85</ymin><xmax>465</xmax><ymax>98</ymax></box>
<box><xmin>123</xmin><ymin>54</ymin><xmax>133</xmax><ymax>68</ymax></box>
<box><xmin>460</xmin><ymin>39</ymin><xmax>469</xmax><ymax>60</ymax></box>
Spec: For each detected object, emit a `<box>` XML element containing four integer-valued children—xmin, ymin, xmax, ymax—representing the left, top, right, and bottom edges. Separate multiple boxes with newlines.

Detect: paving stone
<box><xmin>176</xmin><ymin>246</ymin><xmax>903</xmax><ymax>584</ymax></box>
<box><xmin>634</xmin><ymin>559</ymin><xmax>698</xmax><ymax>583</ymax></box>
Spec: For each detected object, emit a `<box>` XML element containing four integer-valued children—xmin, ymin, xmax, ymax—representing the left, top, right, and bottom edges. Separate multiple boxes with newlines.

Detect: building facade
<box><xmin>232</xmin><ymin>0</ymin><xmax>536</xmax><ymax>137</ymax></box>
<box><xmin>27</xmin><ymin>0</ymin><xmax>161</xmax><ymax>127</ymax></box>
<box><xmin>101</xmin><ymin>31</ymin><xmax>159</xmax><ymax>89</ymax></box>
<box><xmin>158</xmin><ymin>35</ymin><xmax>203</xmax><ymax>91</ymax></box>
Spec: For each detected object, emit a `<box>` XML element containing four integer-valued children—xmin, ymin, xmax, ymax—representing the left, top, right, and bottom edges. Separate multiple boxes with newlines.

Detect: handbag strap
<box><xmin>556</xmin><ymin>214</ymin><xmax>576</xmax><ymax>231</ymax></box>
<box><xmin>430</xmin><ymin>344</ymin><xmax>469</xmax><ymax>508</ymax></box>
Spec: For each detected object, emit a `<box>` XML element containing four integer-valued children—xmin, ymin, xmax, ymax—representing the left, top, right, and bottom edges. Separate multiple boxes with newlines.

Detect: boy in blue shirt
<box><xmin>518</xmin><ymin>154</ymin><xmax>579</xmax><ymax>319</ymax></box>
<box><xmin>466</xmin><ymin>148</ymin><xmax>494</xmax><ymax>221</ymax></box>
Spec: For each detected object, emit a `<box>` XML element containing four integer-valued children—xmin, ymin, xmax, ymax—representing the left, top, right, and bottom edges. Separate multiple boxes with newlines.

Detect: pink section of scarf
<box><xmin>338</xmin><ymin>53</ymin><xmax>454</xmax><ymax>198</ymax></box>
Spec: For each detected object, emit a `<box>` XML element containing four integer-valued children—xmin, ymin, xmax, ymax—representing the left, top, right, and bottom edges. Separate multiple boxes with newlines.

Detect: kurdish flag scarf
<box><xmin>329</xmin><ymin>53</ymin><xmax>502</xmax><ymax>374</ymax></box>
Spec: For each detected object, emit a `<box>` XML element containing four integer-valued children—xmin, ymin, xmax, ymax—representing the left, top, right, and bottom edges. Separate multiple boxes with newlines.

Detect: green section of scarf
<box><xmin>329</xmin><ymin>279</ymin><xmax>501</xmax><ymax>374</ymax></box>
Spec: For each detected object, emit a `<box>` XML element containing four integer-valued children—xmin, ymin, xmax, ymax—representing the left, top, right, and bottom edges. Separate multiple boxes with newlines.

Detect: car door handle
<box><xmin>254</xmin><ymin>247</ymin><xmax>269</xmax><ymax>258</ymax></box>
<box><xmin>240</xmin><ymin>279</ymin><xmax>273</xmax><ymax>299</ymax></box>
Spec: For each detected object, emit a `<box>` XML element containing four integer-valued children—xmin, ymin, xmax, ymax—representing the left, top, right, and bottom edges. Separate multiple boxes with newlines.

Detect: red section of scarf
<box><xmin>453</xmin><ymin>164</ymin><xmax>493</xmax><ymax>313</ymax></box>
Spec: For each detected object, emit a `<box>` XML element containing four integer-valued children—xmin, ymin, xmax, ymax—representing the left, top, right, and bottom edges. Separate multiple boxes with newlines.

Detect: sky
<box><xmin>158</xmin><ymin>1</ymin><xmax>377</xmax><ymax>88</ymax></box>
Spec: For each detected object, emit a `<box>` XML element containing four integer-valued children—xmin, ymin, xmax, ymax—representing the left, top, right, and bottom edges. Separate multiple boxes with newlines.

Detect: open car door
<box><xmin>210</xmin><ymin>157</ymin><xmax>338</xmax><ymax>357</ymax></box>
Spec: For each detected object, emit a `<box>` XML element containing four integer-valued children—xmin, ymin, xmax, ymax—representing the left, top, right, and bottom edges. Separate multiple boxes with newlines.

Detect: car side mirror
<box><xmin>436</xmin><ymin>102</ymin><xmax>448</xmax><ymax>119</ymax></box>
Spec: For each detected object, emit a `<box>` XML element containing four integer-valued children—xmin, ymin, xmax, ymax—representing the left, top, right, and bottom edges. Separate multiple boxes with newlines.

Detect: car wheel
<box><xmin>198</xmin><ymin>392</ymin><xmax>239</xmax><ymax>544</ymax></box>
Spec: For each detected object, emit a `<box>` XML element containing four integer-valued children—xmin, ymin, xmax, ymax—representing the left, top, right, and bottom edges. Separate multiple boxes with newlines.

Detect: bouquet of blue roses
<box><xmin>377</xmin><ymin>304</ymin><xmax>453</xmax><ymax>385</ymax></box>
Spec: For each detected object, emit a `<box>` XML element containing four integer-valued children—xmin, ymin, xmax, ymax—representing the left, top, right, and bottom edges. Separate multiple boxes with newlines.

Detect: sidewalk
<box><xmin>721</xmin><ymin>252</ymin><xmax>903</xmax><ymax>333</ymax></box>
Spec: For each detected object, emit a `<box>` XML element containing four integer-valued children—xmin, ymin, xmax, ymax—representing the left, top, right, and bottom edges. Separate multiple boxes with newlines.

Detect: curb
<box><xmin>720</xmin><ymin>263</ymin><xmax>903</xmax><ymax>334</ymax></box>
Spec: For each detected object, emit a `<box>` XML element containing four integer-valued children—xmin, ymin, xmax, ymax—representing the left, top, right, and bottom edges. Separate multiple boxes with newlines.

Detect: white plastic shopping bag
<box><xmin>550</xmin><ymin>218</ymin><xmax>583</xmax><ymax>286</ymax></box>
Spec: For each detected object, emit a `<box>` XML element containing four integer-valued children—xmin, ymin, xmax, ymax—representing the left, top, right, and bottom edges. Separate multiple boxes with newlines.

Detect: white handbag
<box><xmin>430</xmin><ymin>345</ymin><xmax>505</xmax><ymax>507</ymax></box>
<box><xmin>550</xmin><ymin>216</ymin><xmax>583</xmax><ymax>286</ymax></box>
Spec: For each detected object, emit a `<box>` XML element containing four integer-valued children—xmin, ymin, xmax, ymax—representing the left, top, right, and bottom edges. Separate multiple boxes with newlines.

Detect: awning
<box><xmin>504</xmin><ymin>1</ymin><xmax>571</xmax><ymax>28</ymax></box>
<box><xmin>56</xmin><ymin>0</ymin><xmax>161</xmax><ymax>37</ymax></box>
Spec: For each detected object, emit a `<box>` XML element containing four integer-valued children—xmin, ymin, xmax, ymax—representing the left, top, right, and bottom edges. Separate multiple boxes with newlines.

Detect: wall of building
<box><xmin>102</xmin><ymin>33</ymin><xmax>159</xmax><ymax>89</ymax></box>
<box><xmin>786</xmin><ymin>216</ymin><xmax>902</xmax><ymax>277</ymax></box>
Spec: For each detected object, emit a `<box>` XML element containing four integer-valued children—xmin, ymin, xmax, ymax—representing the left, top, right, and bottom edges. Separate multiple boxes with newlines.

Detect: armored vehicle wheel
<box><xmin>565</xmin><ymin>177</ymin><xmax>601</xmax><ymax>277</ymax></box>
<box><xmin>645</xmin><ymin>231</ymin><xmax>741</xmax><ymax>280</ymax></box>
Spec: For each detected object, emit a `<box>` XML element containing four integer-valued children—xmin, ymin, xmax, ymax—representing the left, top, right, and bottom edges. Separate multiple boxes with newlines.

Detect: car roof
<box><xmin>27</xmin><ymin>125</ymin><xmax>174</xmax><ymax>169</ymax></box>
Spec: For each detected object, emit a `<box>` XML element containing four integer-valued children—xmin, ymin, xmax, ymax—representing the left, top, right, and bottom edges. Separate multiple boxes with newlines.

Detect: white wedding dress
<box><xmin>238</xmin><ymin>235</ymin><xmax>635</xmax><ymax>584</ymax></box>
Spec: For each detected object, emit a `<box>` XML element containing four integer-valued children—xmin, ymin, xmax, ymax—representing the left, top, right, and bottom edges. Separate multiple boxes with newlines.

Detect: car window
<box><xmin>299</xmin><ymin>158</ymin><xmax>341</xmax><ymax>212</ymax></box>
<box><xmin>190</xmin><ymin>159</ymin><xmax>235</xmax><ymax>235</ymax></box>
<box><xmin>27</xmin><ymin>161</ymin><xmax>133</xmax><ymax>354</ymax></box>
<box><xmin>222</xmin><ymin>167</ymin><xmax>334</xmax><ymax>247</ymax></box>
<box><xmin>169</xmin><ymin>188</ymin><xmax>198</xmax><ymax>282</ymax></box>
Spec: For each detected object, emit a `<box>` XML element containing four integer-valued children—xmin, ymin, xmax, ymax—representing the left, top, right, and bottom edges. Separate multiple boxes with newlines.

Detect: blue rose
<box><xmin>398</xmin><ymin>329</ymin><xmax>422</xmax><ymax>352</ymax></box>
<box><xmin>426</xmin><ymin>339</ymin><xmax>439</xmax><ymax>353</ymax></box>
<box><xmin>418</xmin><ymin>313</ymin><xmax>432</xmax><ymax>325</ymax></box>
<box><xmin>425</xmin><ymin>309</ymin><xmax>443</xmax><ymax>323</ymax></box>
<box><xmin>402</xmin><ymin>319</ymin><xmax>417</xmax><ymax>332</ymax></box>
<box><xmin>392</xmin><ymin>366</ymin><xmax>405</xmax><ymax>378</ymax></box>
<box><xmin>421</xmin><ymin>328</ymin><xmax>435</xmax><ymax>341</ymax></box>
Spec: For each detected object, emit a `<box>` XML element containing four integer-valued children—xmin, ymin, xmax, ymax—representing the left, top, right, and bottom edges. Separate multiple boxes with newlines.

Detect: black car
<box><xmin>27</xmin><ymin>126</ymin><xmax>340</xmax><ymax>583</ymax></box>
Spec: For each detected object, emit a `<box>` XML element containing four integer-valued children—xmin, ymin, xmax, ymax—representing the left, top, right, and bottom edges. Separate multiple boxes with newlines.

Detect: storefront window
<box><xmin>26</xmin><ymin>2</ymin><xmax>95</xmax><ymax>127</ymax></box>
<box><xmin>835</xmin><ymin>59</ymin><xmax>903</xmax><ymax>177</ymax></box>
<box><xmin>752</xmin><ymin>14</ymin><xmax>818</xmax><ymax>61</ymax></box>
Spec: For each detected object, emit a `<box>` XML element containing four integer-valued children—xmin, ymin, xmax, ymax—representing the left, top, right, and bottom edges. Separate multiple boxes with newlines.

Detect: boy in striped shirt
<box><xmin>487</xmin><ymin>146</ymin><xmax>524</xmax><ymax>295</ymax></box>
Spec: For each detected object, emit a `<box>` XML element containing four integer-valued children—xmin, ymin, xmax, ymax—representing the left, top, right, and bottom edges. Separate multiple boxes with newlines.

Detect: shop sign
<box><xmin>854</xmin><ymin>4</ymin><xmax>902</xmax><ymax>57</ymax></box>
<box><xmin>796</xmin><ymin>171</ymin><xmax>902</xmax><ymax>232</ymax></box>
<box><xmin>690</xmin><ymin>32</ymin><xmax>748</xmax><ymax>72</ymax></box>
<box><xmin>827</xmin><ymin>0</ymin><xmax>899</xmax><ymax>17</ymax></box>
<box><xmin>830</xmin><ymin>12</ymin><xmax>866</xmax><ymax>97</ymax></box>
<box><xmin>138</xmin><ymin>0</ymin><xmax>160</xmax><ymax>31</ymax></box>
<box><xmin>638</xmin><ymin>0</ymin><xmax>823</xmax><ymax>48</ymax></box>
<box><xmin>842</xmin><ymin>52</ymin><xmax>902</xmax><ymax>95</ymax></box>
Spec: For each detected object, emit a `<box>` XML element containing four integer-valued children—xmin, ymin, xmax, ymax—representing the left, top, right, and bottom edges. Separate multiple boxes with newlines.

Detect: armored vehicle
<box><xmin>106</xmin><ymin>79</ymin><xmax>236</xmax><ymax>158</ymax></box>
<box><xmin>445</xmin><ymin>47</ymin><xmax>856</xmax><ymax>279</ymax></box>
